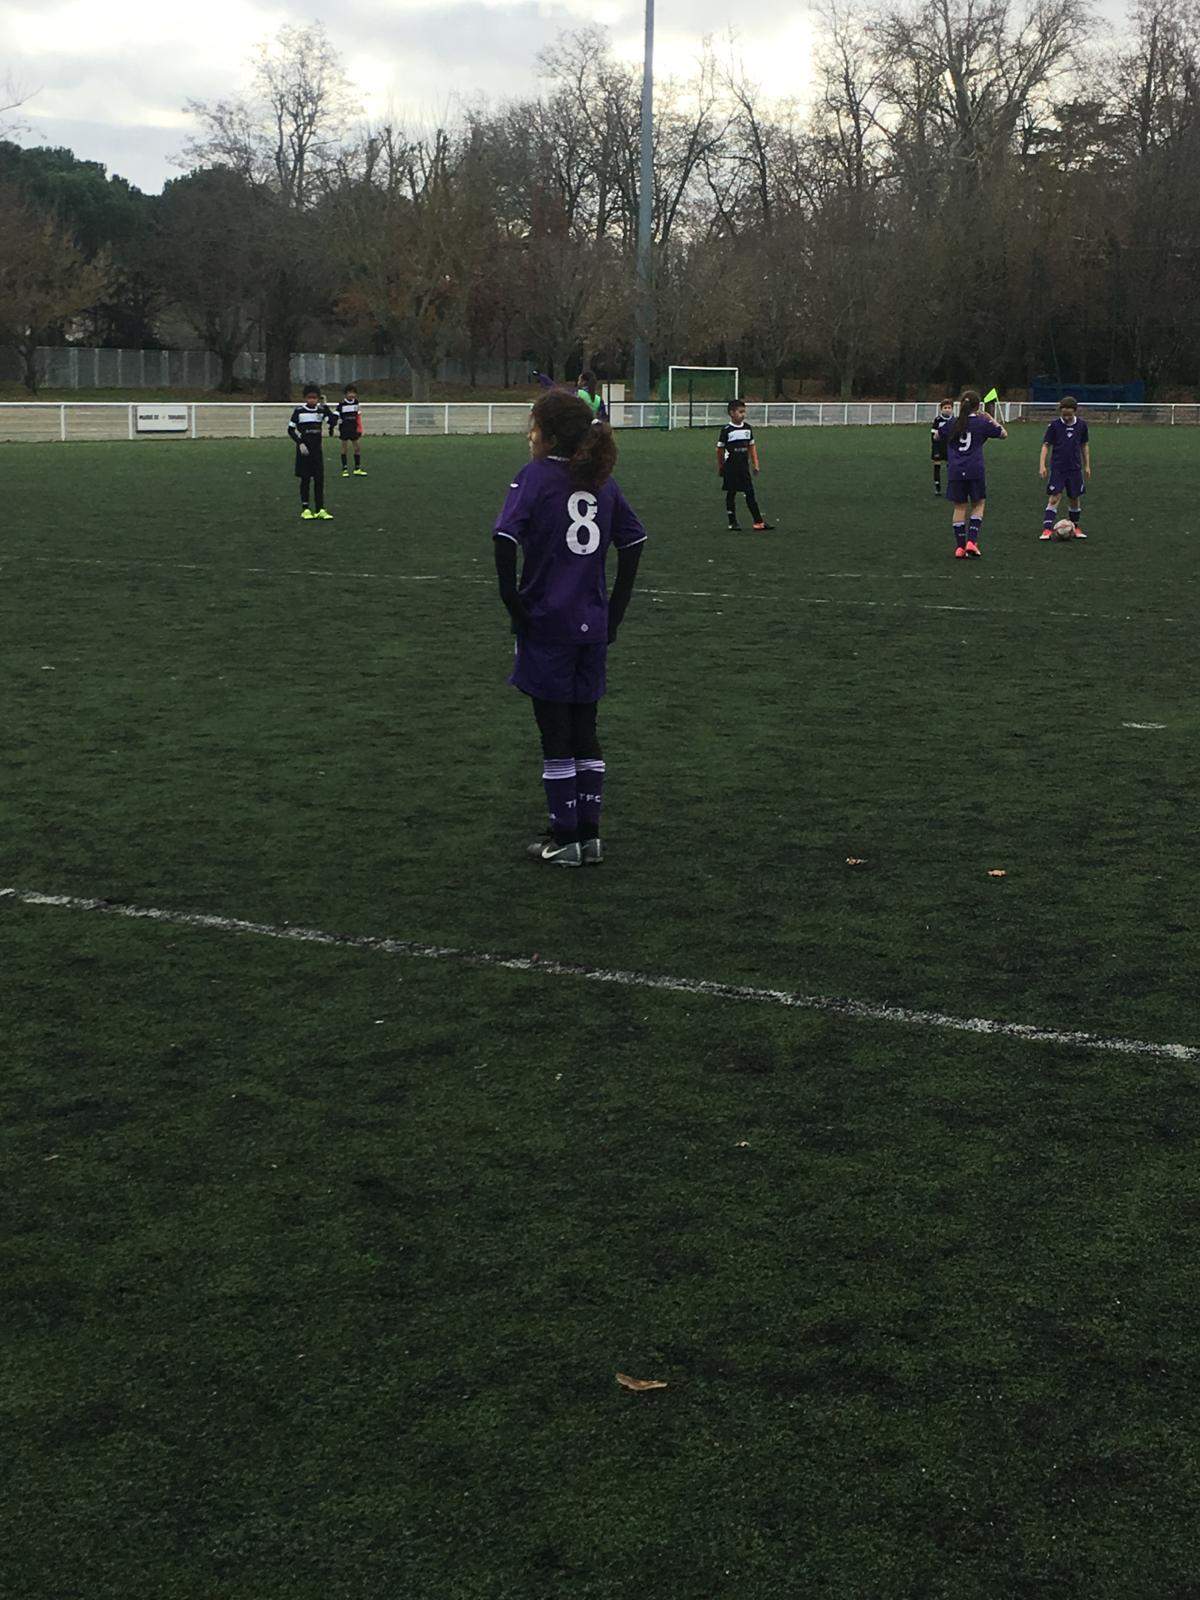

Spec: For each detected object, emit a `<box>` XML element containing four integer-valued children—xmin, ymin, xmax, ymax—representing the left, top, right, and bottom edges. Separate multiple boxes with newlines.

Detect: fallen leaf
<box><xmin>616</xmin><ymin>1373</ymin><xmax>668</xmax><ymax>1392</ymax></box>
<box><xmin>846</xmin><ymin>857</ymin><xmax>867</xmax><ymax>867</ymax></box>
<box><xmin>735</xmin><ymin>1141</ymin><xmax>751</xmax><ymax>1148</ymax></box>
<box><xmin>987</xmin><ymin>869</ymin><xmax>1007</xmax><ymax>878</ymax></box>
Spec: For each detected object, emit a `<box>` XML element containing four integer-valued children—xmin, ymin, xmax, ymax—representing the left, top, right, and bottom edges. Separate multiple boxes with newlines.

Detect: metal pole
<box><xmin>633</xmin><ymin>0</ymin><xmax>654</xmax><ymax>403</ymax></box>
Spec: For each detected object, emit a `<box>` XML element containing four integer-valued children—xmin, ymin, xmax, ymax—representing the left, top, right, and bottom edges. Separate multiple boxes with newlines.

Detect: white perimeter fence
<box><xmin>3</xmin><ymin>400</ymin><xmax>1199</xmax><ymax>445</ymax></box>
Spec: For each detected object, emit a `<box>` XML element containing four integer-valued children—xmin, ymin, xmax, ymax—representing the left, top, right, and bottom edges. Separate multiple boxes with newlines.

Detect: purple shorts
<box><xmin>509</xmin><ymin>637</ymin><xmax>607</xmax><ymax>703</ymax></box>
<box><xmin>946</xmin><ymin>475</ymin><xmax>986</xmax><ymax>504</ymax></box>
<box><xmin>1048</xmin><ymin>473</ymin><xmax>1085</xmax><ymax>499</ymax></box>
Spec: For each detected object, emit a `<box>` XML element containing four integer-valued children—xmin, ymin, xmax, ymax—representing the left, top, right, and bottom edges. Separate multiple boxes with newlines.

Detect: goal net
<box><xmin>665</xmin><ymin>366</ymin><xmax>741</xmax><ymax>430</ymax></box>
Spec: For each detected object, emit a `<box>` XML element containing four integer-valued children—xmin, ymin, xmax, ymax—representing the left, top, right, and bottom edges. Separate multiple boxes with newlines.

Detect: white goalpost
<box><xmin>666</xmin><ymin>365</ymin><xmax>740</xmax><ymax>429</ymax></box>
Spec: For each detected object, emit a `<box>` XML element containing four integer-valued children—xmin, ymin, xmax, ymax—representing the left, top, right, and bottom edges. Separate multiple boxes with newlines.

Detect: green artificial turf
<box><xmin>3</xmin><ymin>423</ymin><xmax>1199</xmax><ymax>1597</ymax></box>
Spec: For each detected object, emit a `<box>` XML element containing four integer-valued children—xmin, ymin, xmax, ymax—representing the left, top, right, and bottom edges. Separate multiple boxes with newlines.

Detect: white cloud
<box><xmin>3</xmin><ymin>0</ymin><xmax>1129</xmax><ymax>190</ymax></box>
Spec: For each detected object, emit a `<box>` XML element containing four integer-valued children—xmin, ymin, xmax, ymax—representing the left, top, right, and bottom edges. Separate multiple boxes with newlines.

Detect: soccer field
<box><xmin>5</xmin><ymin>424</ymin><xmax>1200</xmax><ymax>1598</ymax></box>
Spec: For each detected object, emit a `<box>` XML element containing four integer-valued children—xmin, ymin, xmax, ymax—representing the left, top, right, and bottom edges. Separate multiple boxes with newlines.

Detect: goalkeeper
<box><xmin>533</xmin><ymin>368</ymin><xmax>609</xmax><ymax>423</ymax></box>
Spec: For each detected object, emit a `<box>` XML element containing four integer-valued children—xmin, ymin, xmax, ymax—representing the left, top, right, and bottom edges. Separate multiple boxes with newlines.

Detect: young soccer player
<box><xmin>945</xmin><ymin>390</ymin><xmax>1007</xmax><ymax>558</ymax></box>
<box><xmin>533</xmin><ymin>369</ymin><xmax>609</xmax><ymax>423</ymax></box>
<box><xmin>930</xmin><ymin>397</ymin><xmax>955</xmax><ymax>496</ymax></box>
<box><xmin>717</xmin><ymin>400</ymin><xmax>774</xmax><ymax>530</ymax></box>
<box><xmin>287</xmin><ymin>383</ymin><xmax>337</xmax><ymax>520</ymax></box>
<box><xmin>336</xmin><ymin>384</ymin><xmax>366</xmax><ymax>477</ymax></box>
<box><xmin>576</xmin><ymin>370</ymin><xmax>608</xmax><ymax>422</ymax></box>
<box><xmin>493</xmin><ymin>390</ymin><xmax>647</xmax><ymax>867</ymax></box>
<box><xmin>1038</xmin><ymin>396</ymin><xmax>1091</xmax><ymax>540</ymax></box>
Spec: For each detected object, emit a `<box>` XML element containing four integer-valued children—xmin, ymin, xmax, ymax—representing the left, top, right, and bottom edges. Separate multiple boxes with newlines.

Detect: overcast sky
<box><xmin>3</xmin><ymin>0</ymin><xmax>1127</xmax><ymax>193</ymax></box>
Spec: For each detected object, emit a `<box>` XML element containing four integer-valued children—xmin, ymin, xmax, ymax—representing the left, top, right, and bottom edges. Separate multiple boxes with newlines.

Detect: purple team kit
<box><xmin>1044</xmin><ymin>414</ymin><xmax>1089</xmax><ymax>498</ymax></box>
<box><xmin>492</xmin><ymin>455</ymin><xmax>647</xmax><ymax>703</ymax></box>
<box><xmin>945</xmin><ymin>412</ymin><xmax>1005</xmax><ymax>502</ymax></box>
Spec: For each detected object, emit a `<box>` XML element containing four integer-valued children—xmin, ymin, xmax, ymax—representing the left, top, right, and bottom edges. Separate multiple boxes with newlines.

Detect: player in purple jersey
<box><xmin>945</xmin><ymin>390</ymin><xmax>1007</xmax><ymax>559</ymax></box>
<box><xmin>1038</xmin><ymin>395</ymin><xmax>1091</xmax><ymax>540</ymax></box>
<box><xmin>493</xmin><ymin>390</ymin><xmax>646</xmax><ymax>867</ymax></box>
<box><xmin>930</xmin><ymin>397</ymin><xmax>955</xmax><ymax>496</ymax></box>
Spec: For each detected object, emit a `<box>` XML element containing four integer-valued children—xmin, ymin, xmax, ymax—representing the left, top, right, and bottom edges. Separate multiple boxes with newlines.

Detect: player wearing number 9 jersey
<box><xmin>493</xmin><ymin>391</ymin><xmax>647</xmax><ymax>867</ymax></box>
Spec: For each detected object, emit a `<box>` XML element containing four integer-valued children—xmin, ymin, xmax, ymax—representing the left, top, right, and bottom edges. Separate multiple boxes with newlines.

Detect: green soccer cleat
<box><xmin>313</xmin><ymin>508</ymin><xmax>333</xmax><ymax>520</ymax></box>
<box><xmin>352</xmin><ymin>468</ymin><xmax>368</xmax><ymax>476</ymax></box>
<box><xmin>340</xmin><ymin>467</ymin><xmax>350</xmax><ymax>478</ymax></box>
<box><xmin>300</xmin><ymin>506</ymin><xmax>315</xmax><ymax>519</ymax></box>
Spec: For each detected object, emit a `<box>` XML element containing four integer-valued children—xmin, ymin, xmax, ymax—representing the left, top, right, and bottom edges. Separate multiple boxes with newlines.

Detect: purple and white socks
<box><xmin>542</xmin><ymin>758</ymin><xmax>578</xmax><ymax>844</ymax></box>
<box><xmin>576</xmin><ymin>759</ymin><xmax>605</xmax><ymax>840</ymax></box>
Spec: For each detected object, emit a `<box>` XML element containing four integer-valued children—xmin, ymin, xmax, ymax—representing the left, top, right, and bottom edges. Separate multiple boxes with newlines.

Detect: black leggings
<box><xmin>300</xmin><ymin>461</ymin><xmax>325</xmax><ymax>509</ymax></box>
<box><xmin>726</xmin><ymin>483</ymin><xmax>761</xmax><ymax>520</ymax></box>
<box><xmin>532</xmin><ymin>698</ymin><xmax>602</xmax><ymax>762</ymax></box>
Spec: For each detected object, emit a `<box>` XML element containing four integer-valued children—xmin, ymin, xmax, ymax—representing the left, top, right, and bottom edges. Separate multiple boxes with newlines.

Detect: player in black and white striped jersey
<box><xmin>287</xmin><ymin>383</ymin><xmax>338</xmax><ymax>519</ymax></box>
<box><xmin>335</xmin><ymin>384</ymin><xmax>366</xmax><ymax>477</ymax></box>
<box><xmin>717</xmin><ymin>399</ymin><xmax>774</xmax><ymax>531</ymax></box>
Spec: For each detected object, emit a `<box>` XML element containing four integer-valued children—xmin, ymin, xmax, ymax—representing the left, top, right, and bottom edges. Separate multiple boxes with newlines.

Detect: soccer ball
<box><xmin>1053</xmin><ymin>519</ymin><xmax>1077</xmax><ymax>541</ymax></box>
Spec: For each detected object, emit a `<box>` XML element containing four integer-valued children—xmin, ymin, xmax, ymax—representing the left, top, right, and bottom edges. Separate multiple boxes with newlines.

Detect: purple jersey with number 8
<box><xmin>492</xmin><ymin>455</ymin><xmax>647</xmax><ymax>644</ymax></box>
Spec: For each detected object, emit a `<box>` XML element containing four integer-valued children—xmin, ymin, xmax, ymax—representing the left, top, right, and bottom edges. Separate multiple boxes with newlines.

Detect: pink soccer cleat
<box><xmin>965</xmin><ymin>540</ymin><xmax>982</xmax><ymax>559</ymax></box>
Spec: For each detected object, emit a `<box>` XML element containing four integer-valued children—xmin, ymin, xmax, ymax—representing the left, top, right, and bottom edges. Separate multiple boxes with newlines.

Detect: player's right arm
<box><xmin>288</xmin><ymin>407</ymin><xmax>308</xmax><ymax>453</ymax></box>
<box><xmin>716</xmin><ymin>424</ymin><xmax>728</xmax><ymax>476</ymax></box>
<box><xmin>492</xmin><ymin>470</ymin><xmax>532</xmax><ymax>632</ymax></box>
<box><xmin>1039</xmin><ymin>443</ymin><xmax>1048</xmax><ymax>479</ymax></box>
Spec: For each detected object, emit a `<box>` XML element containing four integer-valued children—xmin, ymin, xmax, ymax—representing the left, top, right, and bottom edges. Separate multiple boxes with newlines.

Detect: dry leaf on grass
<box><xmin>987</xmin><ymin>869</ymin><xmax>1007</xmax><ymax>878</ymax></box>
<box><xmin>846</xmin><ymin>857</ymin><xmax>867</xmax><ymax>867</ymax></box>
<box><xmin>616</xmin><ymin>1373</ymin><xmax>668</xmax><ymax>1392</ymax></box>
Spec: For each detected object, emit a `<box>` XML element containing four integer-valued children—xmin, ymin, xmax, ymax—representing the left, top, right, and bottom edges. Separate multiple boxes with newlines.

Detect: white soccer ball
<box><xmin>1053</xmin><ymin>519</ymin><xmax>1076</xmax><ymax>541</ymax></box>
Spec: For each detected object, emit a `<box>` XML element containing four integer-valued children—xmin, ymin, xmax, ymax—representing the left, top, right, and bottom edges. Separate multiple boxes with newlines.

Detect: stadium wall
<box><xmin>0</xmin><ymin>347</ymin><xmax>510</xmax><ymax>391</ymax></box>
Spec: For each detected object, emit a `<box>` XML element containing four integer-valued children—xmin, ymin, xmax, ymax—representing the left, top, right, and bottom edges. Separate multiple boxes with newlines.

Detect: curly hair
<box><xmin>531</xmin><ymin>391</ymin><xmax>617</xmax><ymax>490</ymax></box>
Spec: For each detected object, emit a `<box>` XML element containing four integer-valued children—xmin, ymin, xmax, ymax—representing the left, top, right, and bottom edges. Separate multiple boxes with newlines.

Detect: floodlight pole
<box><xmin>633</xmin><ymin>0</ymin><xmax>654</xmax><ymax>403</ymax></box>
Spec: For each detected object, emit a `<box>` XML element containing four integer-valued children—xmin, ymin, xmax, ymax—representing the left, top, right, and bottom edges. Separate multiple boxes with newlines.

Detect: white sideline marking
<box><xmin>4</xmin><ymin>886</ymin><xmax>1198</xmax><ymax>1066</ymax></box>
<box><xmin>1123</xmin><ymin>722</ymin><xmax>1166</xmax><ymax>729</ymax></box>
<box><xmin>19</xmin><ymin>555</ymin><xmax>1184</xmax><ymax>625</ymax></box>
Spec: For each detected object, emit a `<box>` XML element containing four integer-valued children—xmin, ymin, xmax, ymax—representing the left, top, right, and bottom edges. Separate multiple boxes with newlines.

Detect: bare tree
<box><xmin>0</xmin><ymin>72</ymin><xmax>35</xmax><ymax>138</ymax></box>
<box><xmin>154</xmin><ymin>169</ymin><xmax>270</xmax><ymax>390</ymax></box>
<box><xmin>183</xmin><ymin>25</ymin><xmax>360</xmax><ymax>397</ymax></box>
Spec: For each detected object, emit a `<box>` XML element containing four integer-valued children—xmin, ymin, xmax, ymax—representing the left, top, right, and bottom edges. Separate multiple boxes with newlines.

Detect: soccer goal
<box><xmin>665</xmin><ymin>366</ymin><xmax>740</xmax><ymax>430</ymax></box>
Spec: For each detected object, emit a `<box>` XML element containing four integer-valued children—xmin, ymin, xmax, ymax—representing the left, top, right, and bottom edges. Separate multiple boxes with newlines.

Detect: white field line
<box><xmin>16</xmin><ymin>555</ymin><xmax>1184</xmax><ymax>624</ymax></box>
<box><xmin>4</xmin><ymin>887</ymin><xmax>1198</xmax><ymax>1066</ymax></box>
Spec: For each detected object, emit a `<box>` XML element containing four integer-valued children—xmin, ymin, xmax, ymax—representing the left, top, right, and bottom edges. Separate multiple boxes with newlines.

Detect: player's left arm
<box><xmin>608</xmin><ymin>490</ymin><xmax>648</xmax><ymax>644</ymax></box>
<box><xmin>1082</xmin><ymin>427</ymin><xmax>1092</xmax><ymax>477</ymax></box>
<box><xmin>750</xmin><ymin>442</ymin><xmax>760</xmax><ymax>474</ymax></box>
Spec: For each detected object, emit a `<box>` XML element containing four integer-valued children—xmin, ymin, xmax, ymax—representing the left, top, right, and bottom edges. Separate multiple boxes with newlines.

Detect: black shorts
<box><xmin>931</xmin><ymin>442</ymin><xmax>947</xmax><ymax>462</ymax></box>
<box><xmin>721</xmin><ymin>462</ymin><xmax>753</xmax><ymax>491</ymax></box>
<box><xmin>294</xmin><ymin>442</ymin><xmax>324</xmax><ymax>476</ymax></box>
<box><xmin>338</xmin><ymin>424</ymin><xmax>359</xmax><ymax>442</ymax></box>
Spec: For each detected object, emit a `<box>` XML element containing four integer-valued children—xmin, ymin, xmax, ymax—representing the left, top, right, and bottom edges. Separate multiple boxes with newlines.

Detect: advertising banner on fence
<box><xmin>136</xmin><ymin>405</ymin><xmax>189</xmax><ymax>434</ymax></box>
